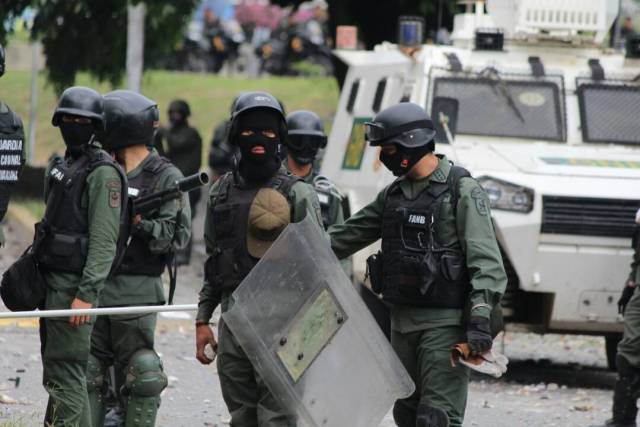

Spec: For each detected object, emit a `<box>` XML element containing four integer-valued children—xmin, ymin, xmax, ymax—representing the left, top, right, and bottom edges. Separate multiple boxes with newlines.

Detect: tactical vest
<box><xmin>633</xmin><ymin>225</ymin><xmax>640</xmax><ymax>253</ymax></box>
<box><xmin>0</xmin><ymin>103</ymin><xmax>25</xmax><ymax>219</ymax></box>
<box><xmin>34</xmin><ymin>146</ymin><xmax>128</xmax><ymax>275</ymax></box>
<box><xmin>207</xmin><ymin>171</ymin><xmax>300</xmax><ymax>292</ymax></box>
<box><xmin>380</xmin><ymin>165</ymin><xmax>472</xmax><ymax>308</ymax></box>
<box><xmin>116</xmin><ymin>155</ymin><xmax>173</xmax><ymax>277</ymax></box>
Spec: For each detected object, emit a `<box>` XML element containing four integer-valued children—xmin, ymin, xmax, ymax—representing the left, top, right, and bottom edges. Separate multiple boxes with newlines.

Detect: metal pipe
<box><xmin>0</xmin><ymin>304</ymin><xmax>198</xmax><ymax>319</ymax></box>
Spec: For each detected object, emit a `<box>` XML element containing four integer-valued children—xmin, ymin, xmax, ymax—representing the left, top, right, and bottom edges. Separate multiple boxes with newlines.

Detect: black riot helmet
<box><xmin>51</xmin><ymin>86</ymin><xmax>105</xmax><ymax>131</ymax></box>
<box><xmin>286</xmin><ymin>110</ymin><xmax>327</xmax><ymax>165</ymax></box>
<box><xmin>228</xmin><ymin>91</ymin><xmax>286</xmax><ymax>144</ymax></box>
<box><xmin>102</xmin><ymin>90</ymin><xmax>159</xmax><ymax>151</ymax></box>
<box><xmin>365</xmin><ymin>102</ymin><xmax>436</xmax><ymax>149</ymax></box>
<box><xmin>168</xmin><ymin>99</ymin><xmax>191</xmax><ymax>117</ymax></box>
<box><xmin>368</xmin><ymin>103</ymin><xmax>437</xmax><ymax>177</ymax></box>
<box><xmin>0</xmin><ymin>44</ymin><xmax>5</xmax><ymax>78</ymax></box>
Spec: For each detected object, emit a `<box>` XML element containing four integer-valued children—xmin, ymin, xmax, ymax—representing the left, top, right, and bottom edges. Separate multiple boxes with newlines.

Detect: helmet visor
<box><xmin>364</xmin><ymin>121</ymin><xmax>387</xmax><ymax>142</ymax></box>
<box><xmin>365</xmin><ymin>118</ymin><xmax>435</xmax><ymax>144</ymax></box>
<box><xmin>288</xmin><ymin>134</ymin><xmax>327</xmax><ymax>150</ymax></box>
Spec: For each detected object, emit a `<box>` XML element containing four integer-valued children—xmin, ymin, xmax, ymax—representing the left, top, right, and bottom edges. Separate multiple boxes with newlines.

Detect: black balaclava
<box><xmin>235</xmin><ymin>109</ymin><xmax>283</xmax><ymax>183</ymax></box>
<box><xmin>59</xmin><ymin>122</ymin><xmax>95</xmax><ymax>156</ymax></box>
<box><xmin>169</xmin><ymin>109</ymin><xmax>186</xmax><ymax>128</ymax></box>
<box><xmin>379</xmin><ymin>142</ymin><xmax>433</xmax><ymax>177</ymax></box>
<box><xmin>287</xmin><ymin>135</ymin><xmax>322</xmax><ymax>166</ymax></box>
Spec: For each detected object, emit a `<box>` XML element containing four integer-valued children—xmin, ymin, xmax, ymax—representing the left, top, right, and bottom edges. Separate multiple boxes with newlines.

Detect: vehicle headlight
<box><xmin>477</xmin><ymin>176</ymin><xmax>534</xmax><ymax>213</ymax></box>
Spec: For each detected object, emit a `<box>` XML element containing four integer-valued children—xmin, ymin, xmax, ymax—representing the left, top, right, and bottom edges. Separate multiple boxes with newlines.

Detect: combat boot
<box><xmin>599</xmin><ymin>355</ymin><xmax>640</xmax><ymax>427</ymax></box>
<box><xmin>416</xmin><ymin>404</ymin><xmax>450</xmax><ymax>427</ymax></box>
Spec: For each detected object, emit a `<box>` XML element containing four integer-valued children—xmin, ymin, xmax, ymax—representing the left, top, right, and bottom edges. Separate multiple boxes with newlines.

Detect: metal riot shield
<box><xmin>222</xmin><ymin>214</ymin><xmax>415</xmax><ymax>427</ymax></box>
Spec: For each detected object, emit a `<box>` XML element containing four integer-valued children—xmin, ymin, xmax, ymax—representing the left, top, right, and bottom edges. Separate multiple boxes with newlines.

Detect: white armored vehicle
<box><xmin>323</xmin><ymin>0</ymin><xmax>640</xmax><ymax>366</ymax></box>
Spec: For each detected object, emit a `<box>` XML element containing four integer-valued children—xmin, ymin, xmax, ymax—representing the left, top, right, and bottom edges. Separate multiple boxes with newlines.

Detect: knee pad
<box><xmin>416</xmin><ymin>405</ymin><xmax>450</xmax><ymax>427</ymax></box>
<box><xmin>124</xmin><ymin>349</ymin><xmax>167</xmax><ymax>397</ymax></box>
<box><xmin>86</xmin><ymin>354</ymin><xmax>107</xmax><ymax>392</ymax></box>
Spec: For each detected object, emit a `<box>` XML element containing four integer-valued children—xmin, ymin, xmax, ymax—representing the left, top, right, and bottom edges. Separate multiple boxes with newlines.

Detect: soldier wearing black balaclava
<box><xmin>154</xmin><ymin>99</ymin><xmax>201</xmax><ymax>264</ymax></box>
<box><xmin>0</xmin><ymin>44</ymin><xmax>25</xmax><ymax>246</ymax></box>
<box><xmin>34</xmin><ymin>86</ymin><xmax>127</xmax><ymax>427</ymax></box>
<box><xmin>329</xmin><ymin>102</ymin><xmax>507</xmax><ymax>427</ymax></box>
<box><xmin>195</xmin><ymin>91</ymin><xmax>325</xmax><ymax>427</ymax></box>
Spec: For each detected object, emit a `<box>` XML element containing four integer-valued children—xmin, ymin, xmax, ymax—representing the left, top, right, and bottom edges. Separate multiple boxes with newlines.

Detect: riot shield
<box><xmin>222</xmin><ymin>214</ymin><xmax>415</xmax><ymax>427</ymax></box>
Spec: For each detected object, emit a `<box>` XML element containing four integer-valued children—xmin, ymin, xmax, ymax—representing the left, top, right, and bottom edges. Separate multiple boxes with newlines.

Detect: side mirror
<box><xmin>432</xmin><ymin>97</ymin><xmax>459</xmax><ymax>144</ymax></box>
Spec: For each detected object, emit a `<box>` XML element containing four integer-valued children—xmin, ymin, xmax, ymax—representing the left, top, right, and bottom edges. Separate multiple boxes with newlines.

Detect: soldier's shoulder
<box><xmin>312</xmin><ymin>174</ymin><xmax>344</xmax><ymax>200</ymax></box>
<box><xmin>457</xmin><ymin>175</ymin><xmax>484</xmax><ymax>197</ymax></box>
<box><xmin>290</xmin><ymin>179</ymin><xmax>316</xmax><ymax>197</ymax></box>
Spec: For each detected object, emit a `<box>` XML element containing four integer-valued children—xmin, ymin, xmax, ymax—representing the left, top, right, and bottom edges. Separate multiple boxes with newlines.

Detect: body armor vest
<box><xmin>116</xmin><ymin>155</ymin><xmax>173</xmax><ymax>276</ymax></box>
<box><xmin>34</xmin><ymin>146</ymin><xmax>128</xmax><ymax>275</ymax></box>
<box><xmin>380</xmin><ymin>165</ymin><xmax>472</xmax><ymax>308</ymax></box>
<box><xmin>0</xmin><ymin>104</ymin><xmax>24</xmax><ymax>220</ymax></box>
<box><xmin>208</xmin><ymin>171</ymin><xmax>300</xmax><ymax>292</ymax></box>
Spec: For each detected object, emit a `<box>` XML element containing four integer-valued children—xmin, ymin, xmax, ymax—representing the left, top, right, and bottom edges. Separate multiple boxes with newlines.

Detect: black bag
<box><xmin>1</xmin><ymin>246</ymin><xmax>47</xmax><ymax>311</ymax></box>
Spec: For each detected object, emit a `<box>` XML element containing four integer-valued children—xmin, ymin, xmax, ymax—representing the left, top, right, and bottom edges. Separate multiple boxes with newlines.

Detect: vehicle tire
<box><xmin>606</xmin><ymin>333</ymin><xmax>623</xmax><ymax>371</ymax></box>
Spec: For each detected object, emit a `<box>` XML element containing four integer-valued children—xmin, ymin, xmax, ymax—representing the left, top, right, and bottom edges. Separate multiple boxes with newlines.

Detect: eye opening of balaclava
<box><xmin>234</xmin><ymin>108</ymin><xmax>284</xmax><ymax>183</ymax></box>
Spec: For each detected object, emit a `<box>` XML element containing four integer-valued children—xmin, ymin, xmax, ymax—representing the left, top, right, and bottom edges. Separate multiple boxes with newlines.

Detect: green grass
<box><xmin>0</xmin><ymin>70</ymin><xmax>339</xmax><ymax>165</ymax></box>
<box><xmin>14</xmin><ymin>198</ymin><xmax>45</xmax><ymax>220</ymax></box>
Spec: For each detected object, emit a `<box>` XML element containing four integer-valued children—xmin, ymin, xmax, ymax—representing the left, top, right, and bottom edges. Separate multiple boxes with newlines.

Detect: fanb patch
<box><xmin>107</xmin><ymin>180</ymin><xmax>121</xmax><ymax>208</ymax></box>
<box><xmin>471</xmin><ymin>187</ymin><xmax>489</xmax><ymax>216</ymax></box>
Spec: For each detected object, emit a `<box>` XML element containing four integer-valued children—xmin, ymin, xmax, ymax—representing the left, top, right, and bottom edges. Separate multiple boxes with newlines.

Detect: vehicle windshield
<box><xmin>578</xmin><ymin>83</ymin><xmax>640</xmax><ymax>145</ymax></box>
<box><xmin>429</xmin><ymin>74</ymin><xmax>566</xmax><ymax>141</ymax></box>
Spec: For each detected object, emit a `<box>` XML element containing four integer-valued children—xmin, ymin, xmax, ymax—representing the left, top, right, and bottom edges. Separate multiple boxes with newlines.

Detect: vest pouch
<box><xmin>366</xmin><ymin>251</ymin><xmax>385</xmax><ymax>294</ymax></box>
<box><xmin>212</xmin><ymin>203</ymin><xmax>238</xmax><ymax>239</ymax></box>
<box><xmin>439</xmin><ymin>251</ymin><xmax>465</xmax><ymax>283</ymax></box>
<box><xmin>39</xmin><ymin>232</ymin><xmax>88</xmax><ymax>274</ymax></box>
<box><xmin>419</xmin><ymin>250</ymin><xmax>439</xmax><ymax>296</ymax></box>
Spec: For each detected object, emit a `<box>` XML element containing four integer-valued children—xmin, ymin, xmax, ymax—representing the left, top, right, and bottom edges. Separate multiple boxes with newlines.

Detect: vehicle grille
<box><xmin>542</xmin><ymin>196</ymin><xmax>639</xmax><ymax>238</ymax></box>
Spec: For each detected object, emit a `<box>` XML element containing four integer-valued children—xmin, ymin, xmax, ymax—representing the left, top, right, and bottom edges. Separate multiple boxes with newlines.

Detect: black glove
<box><xmin>466</xmin><ymin>316</ymin><xmax>493</xmax><ymax>355</ymax></box>
<box><xmin>618</xmin><ymin>282</ymin><xmax>636</xmax><ymax>315</ymax></box>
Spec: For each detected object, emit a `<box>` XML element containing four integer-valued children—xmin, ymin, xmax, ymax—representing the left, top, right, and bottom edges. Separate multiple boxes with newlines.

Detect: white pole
<box><xmin>0</xmin><ymin>304</ymin><xmax>198</xmax><ymax>319</ymax></box>
<box><xmin>26</xmin><ymin>41</ymin><xmax>40</xmax><ymax>165</ymax></box>
<box><xmin>126</xmin><ymin>1</ymin><xmax>146</xmax><ymax>92</ymax></box>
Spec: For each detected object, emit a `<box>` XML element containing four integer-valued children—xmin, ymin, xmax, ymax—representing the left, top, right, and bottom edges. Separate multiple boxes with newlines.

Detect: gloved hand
<box><xmin>618</xmin><ymin>280</ymin><xmax>637</xmax><ymax>315</ymax></box>
<box><xmin>466</xmin><ymin>316</ymin><xmax>493</xmax><ymax>355</ymax></box>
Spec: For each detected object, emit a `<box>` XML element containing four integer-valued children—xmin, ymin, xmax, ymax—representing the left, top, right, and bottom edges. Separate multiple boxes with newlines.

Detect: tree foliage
<box><xmin>0</xmin><ymin>0</ymin><xmax>199</xmax><ymax>93</ymax></box>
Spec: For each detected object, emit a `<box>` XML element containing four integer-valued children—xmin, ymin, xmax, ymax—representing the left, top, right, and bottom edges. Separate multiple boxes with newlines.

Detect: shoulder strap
<box><xmin>447</xmin><ymin>164</ymin><xmax>472</xmax><ymax>216</ymax></box>
<box><xmin>143</xmin><ymin>155</ymin><xmax>173</xmax><ymax>175</ymax></box>
<box><xmin>216</xmin><ymin>172</ymin><xmax>233</xmax><ymax>204</ymax></box>
<box><xmin>271</xmin><ymin>171</ymin><xmax>302</xmax><ymax>201</ymax></box>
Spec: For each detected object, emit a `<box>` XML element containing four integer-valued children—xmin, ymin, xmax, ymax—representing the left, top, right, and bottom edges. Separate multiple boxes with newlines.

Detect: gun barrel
<box><xmin>177</xmin><ymin>172</ymin><xmax>209</xmax><ymax>193</ymax></box>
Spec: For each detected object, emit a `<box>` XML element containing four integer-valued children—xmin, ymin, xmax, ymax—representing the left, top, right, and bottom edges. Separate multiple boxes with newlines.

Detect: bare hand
<box><xmin>69</xmin><ymin>298</ymin><xmax>92</xmax><ymax>327</ymax></box>
<box><xmin>196</xmin><ymin>324</ymin><xmax>218</xmax><ymax>365</ymax></box>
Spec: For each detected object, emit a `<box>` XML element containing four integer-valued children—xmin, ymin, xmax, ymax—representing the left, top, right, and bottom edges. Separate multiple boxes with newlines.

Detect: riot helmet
<box><xmin>103</xmin><ymin>90</ymin><xmax>159</xmax><ymax>151</ymax></box>
<box><xmin>228</xmin><ymin>92</ymin><xmax>287</xmax><ymax>183</ymax></box>
<box><xmin>168</xmin><ymin>99</ymin><xmax>190</xmax><ymax>126</ymax></box>
<box><xmin>0</xmin><ymin>44</ymin><xmax>5</xmax><ymax>78</ymax></box>
<box><xmin>228</xmin><ymin>91</ymin><xmax>286</xmax><ymax>143</ymax></box>
<box><xmin>52</xmin><ymin>86</ymin><xmax>105</xmax><ymax>153</ymax></box>
<box><xmin>365</xmin><ymin>103</ymin><xmax>437</xmax><ymax>176</ymax></box>
<box><xmin>286</xmin><ymin>110</ymin><xmax>327</xmax><ymax>165</ymax></box>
